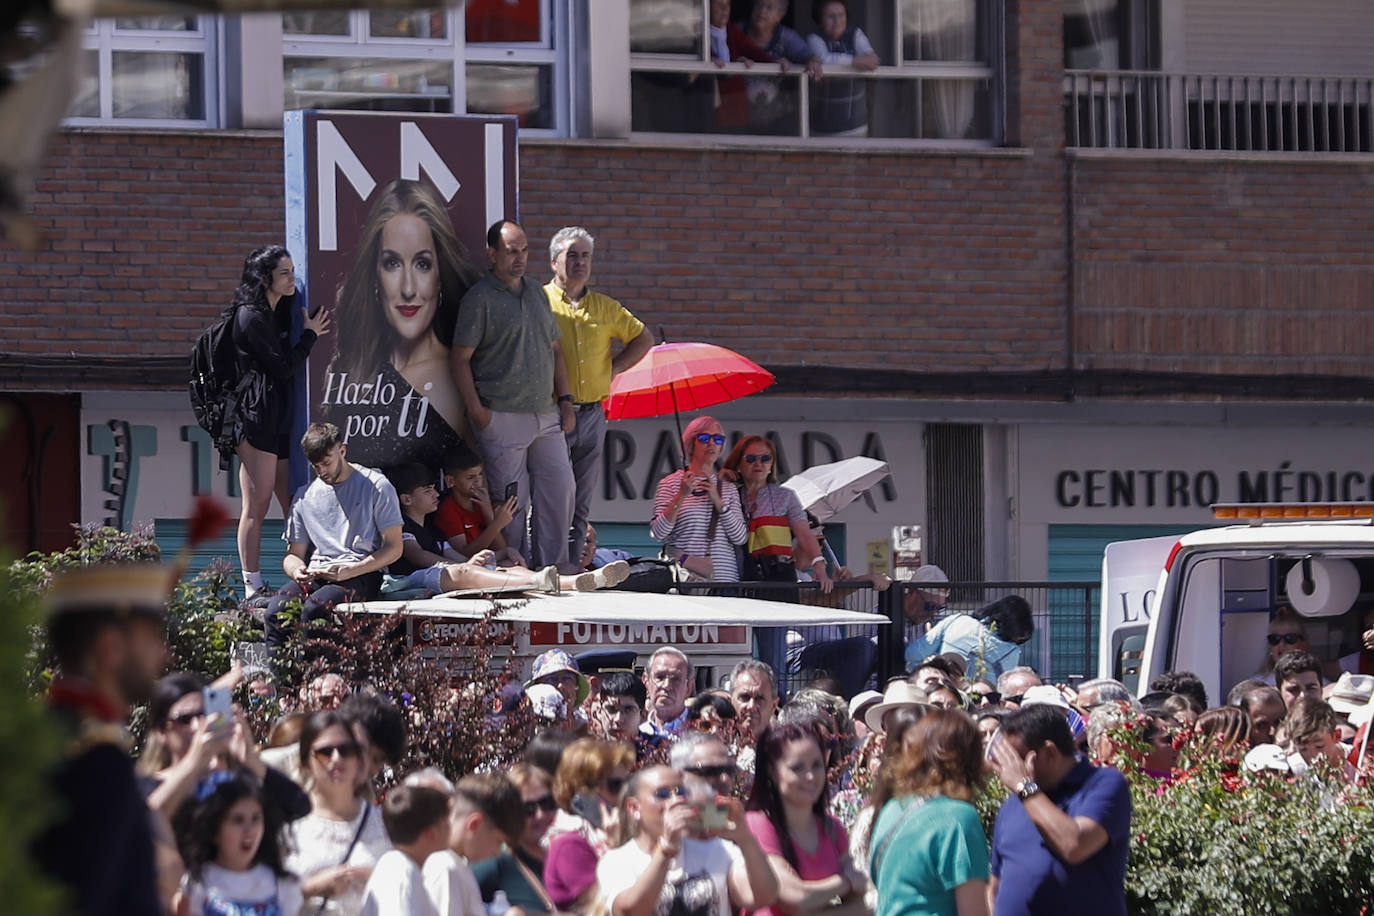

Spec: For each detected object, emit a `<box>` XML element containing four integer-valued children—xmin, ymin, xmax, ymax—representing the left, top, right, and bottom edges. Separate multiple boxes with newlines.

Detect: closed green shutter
<box><xmin>155</xmin><ymin>518</ymin><xmax>287</xmax><ymax>587</ymax></box>
<box><xmin>1042</xmin><ymin>524</ymin><xmax>1219</xmax><ymax>681</ymax></box>
<box><xmin>591</xmin><ymin>522</ymin><xmax>662</xmax><ymax>559</ymax></box>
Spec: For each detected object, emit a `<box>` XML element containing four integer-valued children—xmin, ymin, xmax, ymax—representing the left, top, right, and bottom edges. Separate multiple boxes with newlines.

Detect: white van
<box><xmin>1099</xmin><ymin>504</ymin><xmax>1374</xmax><ymax>703</ymax></box>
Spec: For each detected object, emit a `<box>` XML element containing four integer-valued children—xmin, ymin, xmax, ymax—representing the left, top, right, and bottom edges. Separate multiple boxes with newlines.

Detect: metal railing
<box><xmin>1066</xmin><ymin>69</ymin><xmax>1374</xmax><ymax>153</ymax></box>
<box><xmin>629</xmin><ymin>58</ymin><xmax>998</xmax><ymax>144</ymax></box>
<box><xmin>673</xmin><ymin>578</ymin><xmax>1100</xmax><ymax>696</ymax></box>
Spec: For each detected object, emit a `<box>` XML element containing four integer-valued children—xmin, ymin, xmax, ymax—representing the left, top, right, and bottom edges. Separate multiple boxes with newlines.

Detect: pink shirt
<box><xmin>745</xmin><ymin>810</ymin><xmax>849</xmax><ymax>916</ymax></box>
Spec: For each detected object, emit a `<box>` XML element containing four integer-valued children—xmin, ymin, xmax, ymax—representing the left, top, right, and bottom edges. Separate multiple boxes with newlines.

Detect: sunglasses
<box><xmin>695</xmin><ymin>433</ymin><xmax>726</xmax><ymax>445</ymax></box>
<box><xmin>1003</xmin><ymin>694</ymin><xmax>1025</xmax><ymax>706</ymax></box>
<box><xmin>601</xmin><ymin>776</ymin><xmax>626</xmax><ymax>794</ymax></box>
<box><xmin>523</xmin><ymin>795</ymin><xmax>557</xmax><ymax>816</ymax></box>
<box><xmin>1267</xmin><ymin>632</ymin><xmax>1304</xmax><ymax>646</ymax></box>
<box><xmin>167</xmin><ymin>711</ymin><xmax>202</xmax><ymax>727</ymax></box>
<box><xmin>973</xmin><ymin>691</ymin><xmax>1002</xmax><ymax>705</ymax></box>
<box><xmin>684</xmin><ymin>764</ymin><xmax>735</xmax><ymax>780</ymax></box>
<box><xmin>743</xmin><ymin>453</ymin><xmax>773</xmax><ymax>465</ymax></box>
<box><xmin>312</xmin><ymin>742</ymin><xmax>361</xmax><ymax>764</ymax></box>
<box><xmin>651</xmin><ymin>785</ymin><xmax>687</xmax><ymax>801</ymax></box>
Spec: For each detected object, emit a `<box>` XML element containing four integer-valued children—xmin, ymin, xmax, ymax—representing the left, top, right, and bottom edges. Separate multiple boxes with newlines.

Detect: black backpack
<box><xmin>188</xmin><ymin>305</ymin><xmax>248</xmax><ymax>459</ymax></box>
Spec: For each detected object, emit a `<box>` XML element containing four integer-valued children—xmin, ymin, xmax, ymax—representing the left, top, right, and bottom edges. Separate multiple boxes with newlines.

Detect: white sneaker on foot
<box><xmin>533</xmin><ymin>565</ymin><xmax>560</xmax><ymax>594</ymax></box>
<box><xmin>591</xmin><ymin>560</ymin><xmax>631</xmax><ymax>590</ymax></box>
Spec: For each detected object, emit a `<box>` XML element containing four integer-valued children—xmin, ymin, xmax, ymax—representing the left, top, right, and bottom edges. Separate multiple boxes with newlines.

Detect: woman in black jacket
<box><xmin>231</xmin><ymin>245</ymin><xmax>330</xmax><ymax>599</ymax></box>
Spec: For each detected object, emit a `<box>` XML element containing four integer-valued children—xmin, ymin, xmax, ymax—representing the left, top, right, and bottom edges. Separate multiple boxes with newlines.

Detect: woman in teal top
<box><xmin>869</xmin><ymin>709</ymin><xmax>991</xmax><ymax>916</ymax></box>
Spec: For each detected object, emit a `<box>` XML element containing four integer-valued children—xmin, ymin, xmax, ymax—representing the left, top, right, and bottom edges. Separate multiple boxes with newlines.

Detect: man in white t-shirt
<box><xmin>265</xmin><ymin>421</ymin><xmax>404</xmax><ymax>663</ymax></box>
<box><xmin>596</xmin><ymin>765</ymin><xmax>776</xmax><ymax>916</ymax></box>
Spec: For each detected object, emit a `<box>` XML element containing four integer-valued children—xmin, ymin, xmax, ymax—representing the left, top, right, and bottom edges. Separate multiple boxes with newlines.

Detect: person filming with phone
<box><xmin>137</xmin><ymin>673</ymin><xmax>310</xmax><ymax>829</ymax></box>
<box><xmin>597</xmin><ymin>765</ymin><xmax>777</xmax><ymax>916</ymax></box>
<box><xmin>543</xmin><ymin>738</ymin><xmax>636</xmax><ymax>911</ymax></box>
<box><xmin>650</xmin><ymin>415</ymin><xmax>747</xmax><ymax>582</ymax></box>
<box><xmin>264</xmin><ymin>422</ymin><xmax>404</xmax><ymax>675</ymax></box>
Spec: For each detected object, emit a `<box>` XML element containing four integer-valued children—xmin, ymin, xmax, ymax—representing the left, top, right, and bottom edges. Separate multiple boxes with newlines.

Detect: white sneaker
<box><xmin>592</xmin><ymin>560</ymin><xmax>631</xmax><ymax>590</ymax></box>
<box><xmin>533</xmin><ymin>565</ymin><xmax>560</xmax><ymax>594</ymax></box>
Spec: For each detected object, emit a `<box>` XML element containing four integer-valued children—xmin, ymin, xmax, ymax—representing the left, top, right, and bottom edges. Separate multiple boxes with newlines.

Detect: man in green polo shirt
<box><xmin>544</xmin><ymin>226</ymin><xmax>652</xmax><ymax>566</ymax></box>
<box><xmin>451</xmin><ymin>219</ymin><xmax>578</xmax><ymax>572</ymax></box>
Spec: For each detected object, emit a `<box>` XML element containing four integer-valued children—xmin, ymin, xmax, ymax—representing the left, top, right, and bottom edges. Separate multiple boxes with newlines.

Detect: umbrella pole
<box><xmin>671</xmin><ymin>380</ymin><xmax>685</xmax><ymax>470</ymax></box>
<box><xmin>658</xmin><ymin>325</ymin><xmax>687</xmax><ymax>470</ymax></box>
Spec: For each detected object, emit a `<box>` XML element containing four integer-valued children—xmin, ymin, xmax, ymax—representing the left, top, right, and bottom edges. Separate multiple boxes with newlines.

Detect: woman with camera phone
<box><xmin>650</xmin><ymin>416</ymin><xmax>747</xmax><ymax>581</ymax></box>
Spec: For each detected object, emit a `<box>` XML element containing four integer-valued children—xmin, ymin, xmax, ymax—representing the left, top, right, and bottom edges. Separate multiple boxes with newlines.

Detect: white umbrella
<box><xmin>781</xmin><ymin>456</ymin><xmax>892</xmax><ymax>524</ymax></box>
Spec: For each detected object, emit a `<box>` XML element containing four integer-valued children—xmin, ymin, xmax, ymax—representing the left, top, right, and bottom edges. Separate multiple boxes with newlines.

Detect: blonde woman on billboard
<box><xmin>329</xmin><ymin>178</ymin><xmax>481</xmax><ymax>475</ymax></box>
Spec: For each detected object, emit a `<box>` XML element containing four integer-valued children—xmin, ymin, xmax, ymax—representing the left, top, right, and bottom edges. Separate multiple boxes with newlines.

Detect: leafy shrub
<box><xmin>1097</xmin><ymin>707</ymin><xmax>1374</xmax><ymax>915</ymax></box>
<box><xmin>276</xmin><ymin>606</ymin><xmax>538</xmax><ymax>788</ymax></box>
<box><xmin>10</xmin><ymin>524</ymin><xmax>165</xmax><ymax>695</ymax></box>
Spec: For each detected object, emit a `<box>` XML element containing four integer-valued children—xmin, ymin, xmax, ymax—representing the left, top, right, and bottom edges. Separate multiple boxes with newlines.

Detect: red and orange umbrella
<box><xmin>605</xmin><ymin>342</ymin><xmax>774</xmax><ymax>454</ymax></box>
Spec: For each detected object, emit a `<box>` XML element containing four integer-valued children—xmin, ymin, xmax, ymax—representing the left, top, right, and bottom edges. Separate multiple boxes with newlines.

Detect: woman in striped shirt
<box><xmin>650</xmin><ymin>415</ymin><xmax>748</xmax><ymax>580</ymax></box>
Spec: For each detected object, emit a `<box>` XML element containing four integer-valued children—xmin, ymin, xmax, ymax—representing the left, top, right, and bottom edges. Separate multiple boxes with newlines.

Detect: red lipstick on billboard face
<box><xmin>378</xmin><ymin>213</ymin><xmax>439</xmax><ymax>348</ymax></box>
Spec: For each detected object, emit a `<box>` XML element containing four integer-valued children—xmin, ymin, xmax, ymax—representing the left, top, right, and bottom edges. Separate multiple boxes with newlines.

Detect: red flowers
<box><xmin>187</xmin><ymin>494</ymin><xmax>232</xmax><ymax>547</ymax></box>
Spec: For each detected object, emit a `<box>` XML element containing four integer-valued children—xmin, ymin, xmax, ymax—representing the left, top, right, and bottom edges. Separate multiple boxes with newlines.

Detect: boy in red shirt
<box><xmin>388</xmin><ymin>462</ymin><xmax>630</xmax><ymax>594</ymax></box>
<box><xmin>434</xmin><ymin>444</ymin><xmax>523</xmax><ymax>566</ymax></box>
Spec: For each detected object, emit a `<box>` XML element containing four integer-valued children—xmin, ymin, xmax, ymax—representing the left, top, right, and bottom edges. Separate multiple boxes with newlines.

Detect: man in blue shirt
<box><xmin>987</xmin><ymin>705</ymin><xmax>1132</xmax><ymax>916</ymax></box>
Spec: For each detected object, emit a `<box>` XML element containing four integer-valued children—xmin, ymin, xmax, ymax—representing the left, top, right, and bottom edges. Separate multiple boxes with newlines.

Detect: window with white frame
<box><xmin>68</xmin><ymin>16</ymin><xmax>218</xmax><ymax>125</ymax></box>
<box><xmin>281</xmin><ymin>2</ymin><xmax>568</xmax><ymax>134</ymax></box>
<box><xmin>628</xmin><ymin>0</ymin><xmax>1002</xmax><ymax>143</ymax></box>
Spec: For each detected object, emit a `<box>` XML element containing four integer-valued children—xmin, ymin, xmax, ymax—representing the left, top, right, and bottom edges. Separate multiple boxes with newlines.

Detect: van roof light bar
<box><xmin>1211</xmin><ymin>502</ymin><xmax>1374</xmax><ymax>524</ymax></box>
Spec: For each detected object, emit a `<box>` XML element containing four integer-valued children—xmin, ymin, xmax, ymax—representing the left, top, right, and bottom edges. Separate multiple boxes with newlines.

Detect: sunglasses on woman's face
<box><xmin>743</xmin><ymin>453</ymin><xmax>773</xmax><ymax>465</ymax></box>
<box><xmin>601</xmin><ymin>776</ymin><xmax>626</xmax><ymax>794</ymax></box>
<box><xmin>1267</xmin><ymin>632</ymin><xmax>1304</xmax><ymax>646</ymax></box>
<box><xmin>523</xmin><ymin>795</ymin><xmax>557</xmax><ymax>816</ymax></box>
<box><xmin>695</xmin><ymin>433</ymin><xmax>726</xmax><ymax>445</ymax></box>
<box><xmin>650</xmin><ymin>784</ymin><xmax>687</xmax><ymax>801</ymax></box>
<box><xmin>311</xmin><ymin>742</ymin><xmax>361</xmax><ymax>764</ymax></box>
<box><xmin>684</xmin><ymin>763</ymin><xmax>735</xmax><ymax>780</ymax></box>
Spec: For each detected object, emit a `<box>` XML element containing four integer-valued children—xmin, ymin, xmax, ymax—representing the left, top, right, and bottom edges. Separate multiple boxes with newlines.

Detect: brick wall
<box><xmin>0</xmin><ymin>130</ymin><xmax>284</xmax><ymax>360</ymax></box>
<box><xmin>517</xmin><ymin>143</ymin><xmax>1067</xmax><ymax>372</ymax></box>
<box><xmin>1072</xmin><ymin>153</ymin><xmax>1374</xmax><ymax>377</ymax></box>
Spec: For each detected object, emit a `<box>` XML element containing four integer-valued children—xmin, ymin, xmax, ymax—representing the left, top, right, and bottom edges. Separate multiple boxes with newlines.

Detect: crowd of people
<box><xmin>35</xmin><ymin>551</ymin><xmax>1374</xmax><ymax>916</ymax></box>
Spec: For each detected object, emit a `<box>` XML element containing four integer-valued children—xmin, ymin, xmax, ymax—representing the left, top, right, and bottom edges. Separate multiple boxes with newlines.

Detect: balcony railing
<box><xmin>630</xmin><ymin>58</ymin><xmax>999</xmax><ymax>146</ymax></box>
<box><xmin>1066</xmin><ymin>69</ymin><xmax>1374</xmax><ymax>153</ymax></box>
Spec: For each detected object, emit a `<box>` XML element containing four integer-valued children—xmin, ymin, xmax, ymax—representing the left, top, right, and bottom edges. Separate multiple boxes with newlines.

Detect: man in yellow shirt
<box><xmin>544</xmin><ymin>226</ymin><xmax>652</xmax><ymax>566</ymax></box>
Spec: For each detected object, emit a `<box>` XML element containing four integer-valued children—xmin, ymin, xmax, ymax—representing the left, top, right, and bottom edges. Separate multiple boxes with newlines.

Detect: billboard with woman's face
<box><xmin>284</xmin><ymin>111</ymin><xmax>518</xmax><ymax>480</ymax></box>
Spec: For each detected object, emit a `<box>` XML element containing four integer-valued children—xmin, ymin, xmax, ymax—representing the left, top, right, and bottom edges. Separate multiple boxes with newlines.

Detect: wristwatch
<box><xmin>1015</xmin><ymin>779</ymin><xmax>1041</xmax><ymax>800</ymax></box>
<box><xmin>558</xmin><ymin>394</ymin><xmax>574</xmax><ymax>404</ymax></box>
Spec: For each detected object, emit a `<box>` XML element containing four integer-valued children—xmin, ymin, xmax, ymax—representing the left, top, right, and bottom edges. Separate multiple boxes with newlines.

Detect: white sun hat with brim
<box><xmin>1328</xmin><ymin>672</ymin><xmax>1374</xmax><ymax>717</ymax></box>
<box><xmin>864</xmin><ymin>680</ymin><xmax>929</xmax><ymax>734</ymax></box>
<box><xmin>1020</xmin><ymin>684</ymin><xmax>1071</xmax><ymax>710</ymax></box>
<box><xmin>848</xmin><ymin>689</ymin><xmax>883</xmax><ymax>724</ymax></box>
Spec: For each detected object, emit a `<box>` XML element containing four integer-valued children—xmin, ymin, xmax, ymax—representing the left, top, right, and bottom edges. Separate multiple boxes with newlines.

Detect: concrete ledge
<box><xmin>1069</xmin><ymin>147</ymin><xmax>1374</xmax><ymax>166</ymax></box>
